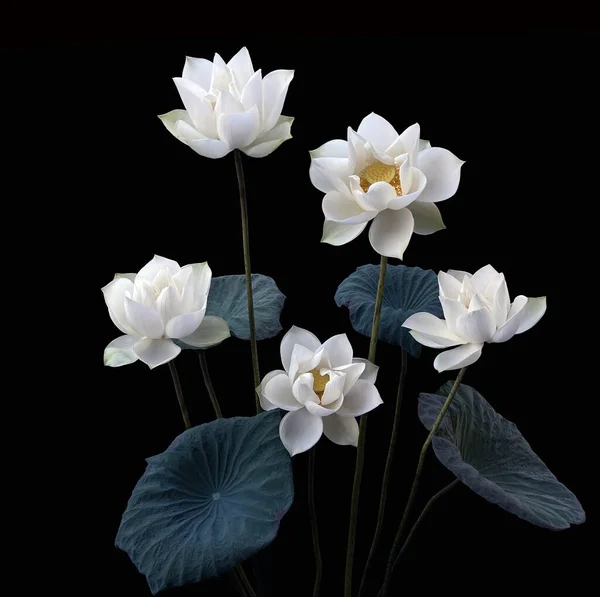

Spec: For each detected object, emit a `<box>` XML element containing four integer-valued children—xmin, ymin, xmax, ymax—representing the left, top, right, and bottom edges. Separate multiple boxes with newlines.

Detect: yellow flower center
<box><xmin>310</xmin><ymin>368</ymin><xmax>330</xmax><ymax>400</ymax></box>
<box><xmin>359</xmin><ymin>161</ymin><xmax>403</xmax><ymax>196</ymax></box>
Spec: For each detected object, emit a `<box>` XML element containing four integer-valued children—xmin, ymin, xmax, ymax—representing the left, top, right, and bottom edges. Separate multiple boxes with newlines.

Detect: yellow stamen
<box><xmin>310</xmin><ymin>368</ymin><xmax>330</xmax><ymax>399</ymax></box>
<box><xmin>359</xmin><ymin>161</ymin><xmax>403</xmax><ymax>196</ymax></box>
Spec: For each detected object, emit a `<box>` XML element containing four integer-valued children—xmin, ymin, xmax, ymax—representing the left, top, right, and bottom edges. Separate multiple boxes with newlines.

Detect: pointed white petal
<box><xmin>321</xmin><ymin>220</ymin><xmax>368</xmax><ymax>246</ymax></box>
<box><xmin>337</xmin><ymin>379</ymin><xmax>383</xmax><ymax>417</ymax></box>
<box><xmin>417</xmin><ymin>147</ymin><xmax>464</xmax><ymax>203</ymax></box>
<box><xmin>104</xmin><ymin>335</ymin><xmax>138</xmax><ymax>367</ymax></box>
<box><xmin>227</xmin><ymin>47</ymin><xmax>254</xmax><ymax>89</ymax></box>
<box><xmin>166</xmin><ymin>307</ymin><xmax>206</xmax><ymax>339</ymax></box>
<box><xmin>242</xmin><ymin>115</ymin><xmax>293</xmax><ymax>157</ymax></box>
<box><xmin>219</xmin><ymin>104</ymin><xmax>261</xmax><ymax>149</ymax></box>
<box><xmin>368</xmin><ymin>208</ymin><xmax>414</xmax><ymax>260</ymax></box>
<box><xmin>455</xmin><ymin>307</ymin><xmax>496</xmax><ymax>343</ymax></box>
<box><xmin>279</xmin><ymin>409</ymin><xmax>323</xmax><ymax>456</ymax></box>
<box><xmin>186</xmin><ymin>137</ymin><xmax>232</xmax><ymax>159</ymax></box>
<box><xmin>173</xmin><ymin>78</ymin><xmax>217</xmax><ymax>138</ymax></box>
<box><xmin>516</xmin><ymin>296</ymin><xmax>547</xmax><ymax>334</ymax></box>
<box><xmin>180</xmin><ymin>262</ymin><xmax>212</xmax><ymax>312</ymax></box>
<box><xmin>262</xmin><ymin>69</ymin><xmax>294</xmax><ymax>131</ymax></box>
<box><xmin>292</xmin><ymin>372</ymin><xmax>320</xmax><ymax>404</ymax></box>
<box><xmin>158</xmin><ymin>109</ymin><xmax>194</xmax><ymax>138</ymax></box>
<box><xmin>402</xmin><ymin>312</ymin><xmax>464</xmax><ymax>347</ymax></box>
<box><xmin>263</xmin><ymin>372</ymin><xmax>302</xmax><ymax>411</ymax></box>
<box><xmin>387</xmin><ymin>166</ymin><xmax>427</xmax><ymax>210</ymax></box>
<box><xmin>124</xmin><ymin>298</ymin><xmax>164</xmax><ymax>339</ymax></box>
<box><xmin>257</xmin><ymin>369</ymin><xmax>286</xmax><ymax>411</ymax></box>
<box><xmin>133</xmin><ymin>338</ymin><xmax>181</xmax><ymax>369</ymax></box>
<box><xmin>490</xmin><ymin>275</ymin><xmax>510</xmax><ymax>327</ymax></box>
<box><xmin>320</xmin><ymin>333</ymin><xmax>353</xmax><ymax>368</ymax></box>
<box><xmin>320</xmin><ymin>372</ymin><xmax>347</xmax><ymax>406</ymax></box>
<box><xmin>289</xmin><ymin>344</ymin><xmax>321</xmax><ymax>382</ymax></box>
<box><xmin>440</xmin><ymin>296</ymin><xmax>468</xmax><ymax>333</ymax></box>
<box><xmin>438</xmin><ymin>271</ymin><xmax>462</xmax><ymax>299</ymax></box>
<box><xmin>489</xmin><ymin>295</ymin><xmax>528</xmax><ymax>343</ymax></box>
<box><xmin>182</xmin><ymin>56</ymin><xmax>213</xmax><ymax>90</ymax></box>
<box><xmin>336</xmin><ymin>362</ymin><xmax>366</xmax><ymax>393</ymax></box>
<box><xmin>360</xmin><ymin>182</ymin><xmax>397</xmax><ymax>211</ymax></box>
<box><xmin>408</xmin><ymin>201</ymin><xmax>446</xmax><ymax>235</ymax></box>
<box><xmin>180</xmin><ymin>316</ymin><xmax>230</xmax><ymax>348</ymax></box>
<box><xmin>136</xmin><ymin>255</ymin><xmax>180</xmax><ymax>282</ymax></box>
<box><xmin>357</xmin><ymin>113</ymin><xmax>399</xmax><ymax>154</ymax></box>
<box><xmin>280</xmin><ymin>326</ymin><xmax>321</xmax><ymax>372</ymax></box>
<box><xmin>322</xmin><ymin>414</ymin><xmax>359</xmax><ymax>447</ymax></box>
<box><xmin>471</xmin><ymin>265</ymin><xmax>501</xmax><ymax>294</ymax></box>
<box><xmin>351</xmin><ymin>358</ymin><xmax>379</xmax><ymax>384</ymax></box>
<box><xmin>310</xmin><ymin>139</ymin><xmax>348</xmax><ymax>159</ymax></box>
<box><xmin>323</xmin><ymin>191</ymin><xmax>374</xmax><ymax>224</ymax></box>
<box><xmin>240</xmin><ymin>69</ymin><xmax>262</xmax><ymax>111</ymax></box>
<box><xmin>433</xmin><ymin>342</ymin><xmax>484</xmax><ymax>372</ymax></box>
<box><xmin>102</xmin><ymin>276</ymin><xmax>135</xmax><ymax>335</ymax></box>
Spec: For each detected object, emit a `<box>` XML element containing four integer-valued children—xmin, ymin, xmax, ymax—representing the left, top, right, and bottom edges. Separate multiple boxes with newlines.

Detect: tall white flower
<box><xmin>159</xmin><ymin>47</ymin><xmax>294</xmax><ymax>159</ymax></box>
<box><xmin>102</xmin><ymin>255</ymin><xmax>230</xmax><ymax>369</ymax></box>
<box><xmin>258</xmin><ymin>326</ymin><xmax>383</xmax><ymax>456</ymax></box>
<box><xmin>402</xmin><ymin>265</ymin><xmax>547</xmax><ymax>372</ymax></box>
<box><xmin>310</xmin><ymin>113</ymin><xmax>464</xmax><ymax>259</ymax></box>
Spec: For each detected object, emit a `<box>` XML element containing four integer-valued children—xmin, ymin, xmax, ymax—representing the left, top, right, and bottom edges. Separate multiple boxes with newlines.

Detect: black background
<box><xmin>10</xmin><ymin>34</ymin><xmax>595</xmax><ymax>596</ymax></box>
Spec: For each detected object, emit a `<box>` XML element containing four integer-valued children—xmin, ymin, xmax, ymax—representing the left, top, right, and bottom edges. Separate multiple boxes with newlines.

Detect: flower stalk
<box><xmin>308</xmin><ymin>446</ymin><xmax>322</xmax><ymax>597</ymax></box>
<box><xmin>380</xmin><ymin>367</ymin><xmax>467</xmax><ymax>597</ymax></box>
<box><xmin>357</xmin><ymin>347</ymin><xmax>407</xmax><ymax>597</ymax></box>
<box><xmin>168</xmin><ymin>360</ymin><xmax>191</xmax><ymax>429</ymax></box>
<box><xmin>344</xmin><ymin>255</ymin><xmax>387</xmax><ymax>597</ymax></box>
<box><xmin>198</xmin><ymin>351</ymin><xmax>224</xmax><ymax>419</ymax></box>
<box><xmin>234</xmin><ymin>149</ymin><xmax>261</xmax><ymax>412</ymax></box>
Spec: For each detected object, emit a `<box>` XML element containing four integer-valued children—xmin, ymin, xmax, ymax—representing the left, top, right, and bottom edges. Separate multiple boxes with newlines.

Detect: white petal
<box><xmin>455</xmin><ymin>307</ymin><xmax>496</xmax><ymax>343</ymax></box>
<box><xmin>292</xmin><ymin>372</ymin><xmax>320</xmax><ymax>404</ymax></box>
<box><xmin>516</xmin><ymin>297</ymin><xmax>547</xmax><ymax>334</ymax></box>
<box><xmin>417</xmin><ymin>147</ymin><xmax>464</xmax><ymax>203</ymax></box>
<box><xmin>104</xmin><ymin>335</ymin><xmax>138</xmax><ymax>367</ymax></box>
<box><xmin>180</xmin><ymin>316</ymin><xmax>231</xmax><ymax>348</ymax></box>
<box><xmin>360</xmin><ymin>182</ymin><xmax>397</xmax><ymax>211</ymax></box>
<box><xmin>321</xmin><ymin>220</ymin><xmax>368</xmax><ymax>246</ymax></box>
<box><xmin>471</xmin><ymin>265</ymin><xmax>501</xmax><ymax>295</ymax></box>
<box><xmin>133</xmin><ymin>338</ymin><xmax>181</xmax><ymax>369</ymax></box>
<box><xmin>490</xmin><ymin>295</ymin><xmax>527</xmax><ymax>343</ymax></box>
<box><xmin>242</xmin><ymin>115</ymin><xmax>293</xmax><ymax>157</ymax></box>
<box><xmin>305</xmin><ymin>396</ymin><xmax>343</xmax><ymax>417</ymax></box>
<box><xmin>433</xmin><ymin>342</ymin><xmax>484</xmax><ymax>373</ymax></box>
<box><xmin>257</xmin><ymin>369</ymin><xmax>285</xmax><ymax>411</ymax></box>
<box><xmin>311</xmin><ymin>156</ymin><xmax>350</xmax><ymax>181</ymax></box>
<box><xmin>310</xmin><ymin>161</ymin><xmax>348</xmax><ymax>194</ymax></box>
<box><xmin>323</xmin><ymin>191</ymin><xmax>374</xmax><ymax>224</ymax></box>
<box><xmin>279</xmin><ymin>409</ymin><xmax>323</xmax><ymax>456</ymax></box>
<box><xmin>491</xmin><ymin>276</ymin><xmax>510</xmax><ymax>327</ymax></box>
<box><xmin>102</xmin><ymin>276</ymin><xmax>135</xmax><ymax>335</ymax></box>
<box><xmin>438</xmin><ymin>271</ymin><xmax>462</xmax><ymax>299</ymax></box>
<box><xmin>158</xmin><ymin>109</ymin><xmax>195</xmax><ymax>139</ymax></box>
<box><xmin>218</xmin><ymin>104</ymin><xmax>260</xmax><ymax>149</ymax></box>
<box><xmin>418</xmin><ymin>139</ymin><xmax>431</xmax><ymax>151</ymax></box>
<box><xmin>337</xmin><ymin>380</ymin><xmax>383</xmax><ymax>417</ymax></box>
<box><xmin>280</xmin><ymin>326</ymin><xmax>321</xmax><ymax>372</ymax></box>
<box><xmin>320</xmin><ymin>372</ymin><xmax>347</xmax><ymax>406</ymax></box>
<box><xmin>440</xmin><ymin>296</ymin><xmax>468</xmax><ymax>333</ymax></box>
<box><xmin>262</xmin><ymin>69</ymin><xmax>294</xmax><ymax>131</ymax></box>
<box><xmin>154</xmin><ymin>285</ymin><xmax>180</xmax><ymax>325</ymax></box>
<box><xmin>357</xmin><ymin>113</ymin><xmax>399</xmax><ymax>154</ymax></box>
<box><xmin>240</xmin><ymin>69</ymin><xmax>262</xmax><ymax>111</ymax></box>
<box><xmin>173</xmin><ymin>78</ymin><xmax>217</xmax><ymax>138</ymax></box>
<box><xmin>322</xmin><ymin>415</ymin><xmax>359</xmax><ymax>447</ymax></box>
<box><xmin>320</xmin><ymin>334</ymin><xmax>353</xmax><ymax>368</ymax></box>
<box><xmin>137</xmin><ymin>255</ymin><xmax>180</xmax><ymax>282</ymax></box>
<box><xmin>347</xmin><ymin>127</ymin><xmax>369</xmax><ymax>174</ymax></box>
<box><xmin>408</xmin><ymin>201</ymin><xmax>446</xmax><ymax>235</ymax></box>
<box><xmin>447</xmin><ymin>269</ymin><xmax>472</xmax><ymax>283</ymax></box>
<box><xmin>352</xmin><ymin>358</ymin><xmax>379</xmax><ymax>384</ymax></box>
<box><xmin>368</xmin><ymin>208</ymin><xmax>415</xmax><ymax>260</ymax></box>
<box><xmin>186</xmin><ymin>137</ymin><xmax>232</xmax><ymax>159</ymax></box>
<box><xmin>227</xmin><ymin>47</ymin><xmax>254</xmax><ymax>90</ymax></box>
<box><xmin>310</xmin><ymin>139</ymin><xmax>349</xmax><ymax>159</ymax></box>
<box><xmin>181</xmin><ymin>262</ymin><xmax>212</xmax><ymax>312</ymax></box>
<box><xmin>209</xmin><ymin>53</ymin><xmax>231</xmax><ymax>92</ymax></box>
<box><xmin>124</xmin><ymin>298</ymin><xmax>164</xmax><ymax>339</ymax></box>
<box><xmin>182</xmin><ymin>56</ymin><xmax>213</xmax><ymax>90</ymax></box>
<box><xmin>289</xmin><ymin>344</ymin><xmax>321</xmax><ymax>382</ymax></box>
<box><xmin>336</xmin><ymin>362</ymin><xmax>366</xmax><ymax>393</ymax></box>
<box><xmin>263</xmin><ymin>372</ymin><xmax>303</xmax><ymax>411</ymax></box>
<box><xmin>387</xmin><ymin>166</ymin><xmax>427</xmax><ymax>210</ymax></box>
<box><xmin>166</xmin><ymin>307</ymin><xmax>206</xmax><ymax>339</ymax></box>
<box><xmin>402</xmin><ymin>312</ymin><xmax>464</xmax><ymax>347</ymax></box>
<box><xmin>396</xmin><ymin>123</ymin><xmax>420</xmax><ymax>162</ymax></box>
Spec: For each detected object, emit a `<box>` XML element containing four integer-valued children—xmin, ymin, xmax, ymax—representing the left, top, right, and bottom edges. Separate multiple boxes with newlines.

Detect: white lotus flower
<box><xmin>402</xmin><ymin>265</ymin><xmax>547</xmax><ymax>372</ymax></box>
<box><xmin>310</xmin><ymin>113</ymin><xmax>464</xmax><ymax>259</ymax></box>
<box><xmin>102</xmin><ymin>255</ymin><xmax>230</xmax><ymax>369</ymax></box>
<box><xmin>258</xmin><ymin>326</ymin><xmax>383</xmax><ymax>456</ymax></box>
<box><xmin>159</xmin><ymin>47</ymin><xmax>294</xmax><ymax>159</ymax></box>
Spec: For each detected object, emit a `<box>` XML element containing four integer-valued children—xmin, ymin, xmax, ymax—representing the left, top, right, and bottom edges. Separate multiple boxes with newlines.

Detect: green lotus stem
<box><xmin>357</xmin><ymin>347</ymin><xmax>407</xmax><ymax>597</ymax></box>
<box><xmin>234</xmin><ymin>149</ymin><xmax>261</xmax><ymax>413</ymax></box>
<box><xmin>234</xmin><ymin>564</ymin><xmax>256</xmax><ymax>597</ymax></box>
<box><xmin>198</xmin><ymin>351</ymin><xmax>224</xmax><ymax>419</ymax></box>
<box><xmin>168</xmin><ymin>360</ymin><xmax>191</xmax><ymax>429</ymax></box>
<box><xmin>380</xmin><ymin>367</ymin><xmax>468</xmax><ymax>597</ymax></box>
<box><xmin>344</xmin><ymin>255</ymin><xmax>387</xmax><ymax>597</ymax></box>
<box><xmin>393</xmin><ymin>479</ymin><xmax>459</xmax><ymax>564</ymax></box>
<box><xmin>308</xmin><ymin>446</ymin><xmax>322</xmax><ymax>597</ymax></box>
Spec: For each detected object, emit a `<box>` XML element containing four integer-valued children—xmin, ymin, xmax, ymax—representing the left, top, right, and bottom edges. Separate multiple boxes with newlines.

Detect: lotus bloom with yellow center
<box><xmin>257</xmin><ymin>326</ymin><xmax>383</xmax><ymax>456</ymax></box>
<box><xmin>309</xmin><ymin>113</ymin><xmax>465</xmax><ymax>260</ymax></box>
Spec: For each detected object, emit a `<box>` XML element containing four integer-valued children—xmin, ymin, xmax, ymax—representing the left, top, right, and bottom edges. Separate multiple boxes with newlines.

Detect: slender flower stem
<box><xmin>380</xmin><ymin>367</ymin><xmax>468</xmax><ymax>597</ymax></box>
<box><xmin>198</xmin><ymin>351</ymin><xmax>224</xmax><ymax>419</ymax></box>
<box><xmin>344</xmin><ymin>255</ymin><xmax>388</xmax><ymax>597</ymax></box>
<box><xmin>393</xmin><ymin>479</ymin><xmax>459</xmax><ymax>564</ymax></box>
<box><xmin>308</xmin><ymin>447</ymin><xmax>322</xmax><ymax>597</ymax></box>
<box><xmin>168</xmin><ymin>360</ymin><xmax>191</xmax><ymax>430</ymax></box>
<box><xmin>357</xmin><ymin>348</ymin><xmax>407</xmax><ymax>597</ymax></box>
<box><xmin>234</xmin><ymin>564</ymin><xmax>256</xmax><ymax>597</ymax></box>
<box><xmin>234</xmin><ymin>149</ymin><xmax>261</xmax><ymax>412</ymax></box>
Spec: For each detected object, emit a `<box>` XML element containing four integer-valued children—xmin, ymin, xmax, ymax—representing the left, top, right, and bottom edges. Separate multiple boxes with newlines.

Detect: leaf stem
<box><xmin>344</xmin><ymin>255</ymin><xmax>387</xmax><ymax>597</ymax></box>
<box><xmin>234</xmin><ymin>564</ymin><xmax>256</xmax><ymax>597</ymax></box>
<box><xmin>198</xmin><ymin>351</ymin><xmax>224</xmax><ymax>419</ymax></box>
<box><xmin>168</xmin><ymin>360</ymin><xmax>191</xmax><ymax>430</ymax></box>
<box><xmin>380</xmin><ymin>367</ymin><xmax>467</xmax><ymax>597</ymax></box>
<box><xmin>308</xmin><ymin>446</ymin><xmax>322</xmax><ymax>597</ymax></box>
<box><xmin>234</xmin><ymin>149</ymin><xmax>261</xmax><ymax>413</ymax></box>
<box><xmin>357</xmin><ymin>348</ymin><xmax>407</xmax><ymax>597</ymax></box>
